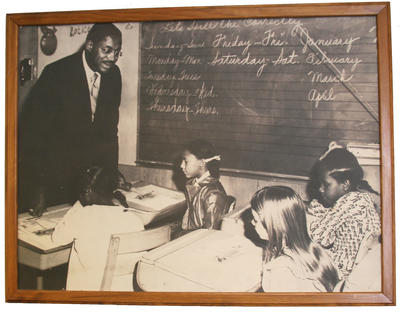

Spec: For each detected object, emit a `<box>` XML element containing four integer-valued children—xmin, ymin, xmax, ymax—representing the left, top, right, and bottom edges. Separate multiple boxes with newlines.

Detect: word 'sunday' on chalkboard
<box><xmin>138</xmin><ymin>17</ymin><xmax>379</xmax><ymax>176</ymax></box>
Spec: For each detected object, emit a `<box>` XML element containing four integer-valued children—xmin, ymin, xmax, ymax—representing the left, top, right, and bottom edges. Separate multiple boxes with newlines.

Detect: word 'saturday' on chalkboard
<box><xmin>138</xmin><ymin>16</ymin><xmax>379</xmax><ymax>177</ymax></box>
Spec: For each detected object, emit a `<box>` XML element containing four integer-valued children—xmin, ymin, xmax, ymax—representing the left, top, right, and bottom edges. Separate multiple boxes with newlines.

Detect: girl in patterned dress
<box><xmin>307</xmin><ymin>142</ymin><xmax>381</xmax><ymax>279</ymax></box>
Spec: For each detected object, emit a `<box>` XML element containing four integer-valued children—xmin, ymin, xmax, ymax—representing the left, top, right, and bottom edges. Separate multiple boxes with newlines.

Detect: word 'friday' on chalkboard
<box><xmin>137</xmin><ymin>16</ymin><xmax>379</xmax><ymax>177</ymax></box>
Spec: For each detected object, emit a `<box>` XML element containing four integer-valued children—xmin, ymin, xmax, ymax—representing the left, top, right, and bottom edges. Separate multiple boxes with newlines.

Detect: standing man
<box><xmin>19</xmin><ymin>23</ymin><xmax>127</xmax><ymax>215</ymax></box>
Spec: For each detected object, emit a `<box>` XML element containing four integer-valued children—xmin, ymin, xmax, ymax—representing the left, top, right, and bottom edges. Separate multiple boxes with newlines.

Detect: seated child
<box><xmin>51</xmin><ymin>166</ymin><xmax>144</xmax><ymax>291</ymax></box>
<box><xmin>180</xmin><ymin>139</ymin><xmax>228</xmax><ymax>232</ymax></box>
<box><xmin>251</xmin><ymin>186</ymin><xmax>340</xmax><ymax>292</ymax></box>
<box><xmin>307</xmin><ymin>142</ymin><xmax>381</xmax><ymax>279</ymax></box>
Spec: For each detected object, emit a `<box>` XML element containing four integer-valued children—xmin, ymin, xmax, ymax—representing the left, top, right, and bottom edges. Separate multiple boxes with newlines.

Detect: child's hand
<box><xmin>308</xmin><ymin>199</ymin><xmax>328</xmax><ymax>216</ymax></box>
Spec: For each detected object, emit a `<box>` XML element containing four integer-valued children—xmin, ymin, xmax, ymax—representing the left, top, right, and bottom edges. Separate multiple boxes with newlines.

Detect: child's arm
<box><xmin>309</xmin><ymin>206</ymin><xmax>338</xmax><ymax>248</ymax></box>
<box><xmin>310</xmin><ymin>192</ymin><xmax>380</xmax><ymax>252</ymax></box>
<box><xmin>307</xmin><ymin>200</ymin><xmax>329</xmax><ymax>235</ymax></box>
<box><xmin>51</xmin><ymin>204</ymin><xmax>80</xmax><ymax>246</ymax></box>
<box><xmin>328</xmin><ymin>193</ymin><xmax>381</xmax><ymax>275</ymax></box>
<box><xmin>203</xmin><ymin>191</ymin><xmax>227</xmax><ymax>229</ymax></box>
<box><xmin>307</xmin><ymin>199</ymin><xmax>336</xmax><ymax>247</ymax></box>
<box><xmin>309</xmin><ymin>219</ymin><xmax>336</xmax><ymax>249</ymax></box>
<box><xmin>308</xmin><ymin>199</ymin><xmax>329</xmax><ymax>217</ymax></box>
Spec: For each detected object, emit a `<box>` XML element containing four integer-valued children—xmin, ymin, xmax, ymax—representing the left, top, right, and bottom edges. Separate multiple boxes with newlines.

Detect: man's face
<box><xmin>86</xmin><ymin>35</ymin><xmax>121</xmax><ymax>73</ymax></box>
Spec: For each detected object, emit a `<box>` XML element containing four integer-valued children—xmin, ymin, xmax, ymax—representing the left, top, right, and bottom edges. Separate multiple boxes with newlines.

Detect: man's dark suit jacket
<box><xmin>19</xmin><ymin>51</ymin><xmax>122</xmax><ymax>209</ymax></box>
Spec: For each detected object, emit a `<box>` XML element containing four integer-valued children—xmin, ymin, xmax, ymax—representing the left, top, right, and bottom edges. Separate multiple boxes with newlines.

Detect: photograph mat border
<box><xmin>5</xmin><ymin>2</ymin><xmax>395</xmax><ymax>306</ymax></box>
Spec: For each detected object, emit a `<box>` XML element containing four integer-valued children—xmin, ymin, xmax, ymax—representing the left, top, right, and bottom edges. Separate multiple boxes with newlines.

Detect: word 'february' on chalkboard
<box><xmin>138</xmin><ymin>17</ymin><xmax>379</xmax><ymax>176</ymax></box>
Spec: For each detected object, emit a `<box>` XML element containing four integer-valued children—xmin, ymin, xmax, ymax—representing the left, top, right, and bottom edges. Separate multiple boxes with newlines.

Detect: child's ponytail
<box><xmin>358</xmin><ymin>179</ymin><xmax>380</xmax><ymax>196</ymax></box>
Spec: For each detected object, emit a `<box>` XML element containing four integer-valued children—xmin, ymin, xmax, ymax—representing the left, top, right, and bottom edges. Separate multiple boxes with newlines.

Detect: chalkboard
<box><xmin>138</xmin><ymin>16</ymin><xmax>379</xmax><ymax>177</ymax></box>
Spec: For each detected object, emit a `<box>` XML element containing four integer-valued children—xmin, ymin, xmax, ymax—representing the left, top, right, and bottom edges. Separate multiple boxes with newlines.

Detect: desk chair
<box><xmin>225</xmin><ymin>195</ymin><xmax>236</xmax><ymax>216</ymax></box>
<box><xmin>220</xmin><ymin>204</ymin><xmax>248</xmax><ymax>235</ymax></box>
<box><xmin>100</xmin><ymin>225</ymin><xmax>171</xmax><ymax>291</ymax></box>
<box><xmin>212</xmin><ymin>195</ymin><xmax>235</xmax><ymax>231</ymax></box>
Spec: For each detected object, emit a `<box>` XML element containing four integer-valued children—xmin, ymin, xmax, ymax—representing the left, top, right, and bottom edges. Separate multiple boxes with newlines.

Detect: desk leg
<box><xmin>36</xmin><ymin>274</ymin><xmax>44</xmax><ymax>290</ymax></box>
<box><xmin>18</xmin><ymin>263</ymin><xmax>67</xmax><ymax>290</ymax></box>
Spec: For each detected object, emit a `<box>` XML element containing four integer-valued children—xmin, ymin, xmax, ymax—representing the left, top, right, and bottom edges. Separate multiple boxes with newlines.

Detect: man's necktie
<box><xmin>90</xmin><ymin>72</ymin><xmax>100</xmax><ymax>121</ymax></box>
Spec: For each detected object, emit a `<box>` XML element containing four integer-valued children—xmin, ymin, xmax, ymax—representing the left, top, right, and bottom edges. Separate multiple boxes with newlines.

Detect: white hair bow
<box><xmin>203</xmin><ymin>155</ymin><xmax>221</xmax><ymax>163</ymax></box>
<box><xmin>319</xmin><ymin>141</ymin><xmax>343</xmax><ymax>160</ymax></box>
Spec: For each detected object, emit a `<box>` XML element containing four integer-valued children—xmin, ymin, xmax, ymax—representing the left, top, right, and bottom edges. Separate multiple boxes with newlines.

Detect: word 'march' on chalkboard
<box><xmin>137</xmin><ymin>16</ymin><xmax>379</xmax><ymax>177</ymax></box>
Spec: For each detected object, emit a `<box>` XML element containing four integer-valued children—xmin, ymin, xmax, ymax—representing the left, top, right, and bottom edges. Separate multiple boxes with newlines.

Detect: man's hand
<box><xmin>116</xmin><ymin>170</ymin><xmax>132</xmax><ymax>192</ymax></box>
<box><xmin>113</xmin><ymin>190</ymin><xmax>129</xmax><ymax>208</ymax></box>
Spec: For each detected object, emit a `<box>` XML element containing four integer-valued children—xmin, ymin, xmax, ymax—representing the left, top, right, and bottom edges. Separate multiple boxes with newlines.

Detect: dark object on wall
<box><xmin>40</xmin><ymin>26</ymin><xmax>57</xmax><ymax>56</ymax></box>
<box><xmin>17</xmin><ymin>26</ymin><xmax>38</xmax><ymax>114</ymax></box>
<box><xmin>19</xmin><ymin>58</ymin><xmax>34</xmax><ymax>86</ymax></box>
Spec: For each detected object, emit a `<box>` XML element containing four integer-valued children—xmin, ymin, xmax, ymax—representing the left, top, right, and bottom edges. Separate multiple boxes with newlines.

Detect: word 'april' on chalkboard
<box><xmin>138</xmin><ymin>17</ymin><xmax>379</xmax><ymax>177</ymax></box>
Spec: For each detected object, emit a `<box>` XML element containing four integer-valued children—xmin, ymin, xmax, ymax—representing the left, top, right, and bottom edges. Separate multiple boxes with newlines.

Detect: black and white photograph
<box><xmin>11</xmin><ymin>4</ymin><xmax>390</xmax><ymax>299</ymax></box>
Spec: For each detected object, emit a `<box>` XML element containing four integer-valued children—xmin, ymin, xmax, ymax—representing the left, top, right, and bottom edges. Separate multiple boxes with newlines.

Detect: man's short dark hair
<box><xmin>86</xmin><ymin>23</ymin><xmax>122</xmax><ymax>45</ymax></box>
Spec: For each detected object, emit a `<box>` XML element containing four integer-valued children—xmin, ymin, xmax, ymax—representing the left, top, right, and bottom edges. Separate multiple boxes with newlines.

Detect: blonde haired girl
<box><xmin>251</xmin><ymin>186</ymin><xmax>340</xmax><ymax>292</ymax></box>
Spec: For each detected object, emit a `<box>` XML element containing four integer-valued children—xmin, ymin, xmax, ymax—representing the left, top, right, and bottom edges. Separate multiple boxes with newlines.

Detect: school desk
<box><xmin>18</xmin><ymin>204</ymin><xmax>72</xmax><ymax>289</ymax></box>
<box><xmin>122</xmin><ymin>183</ymin><xmax>186</xmax><ymax>226</ymax></box>
<box><xmin>136</xmin><ymin>229</ymin><xmax>263</xmax><ymax>292</ymax></box>
<box><xmin>17</xmin><ymin>183</ymin><xmax>186</xmax><ymax>290</ymax></box>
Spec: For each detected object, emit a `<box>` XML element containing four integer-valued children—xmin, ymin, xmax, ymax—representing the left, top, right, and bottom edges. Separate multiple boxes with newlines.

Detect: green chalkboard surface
<box><xmin>138</xmin><ymin>16</ymin><xmax>379</xmax><ymax>176</ymax></box>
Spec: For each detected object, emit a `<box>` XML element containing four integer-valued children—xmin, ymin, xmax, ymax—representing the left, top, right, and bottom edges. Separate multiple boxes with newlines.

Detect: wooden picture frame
<box><xmin>5</xmin><ymin>2</ymin><xmax>395</xmax><ymax>306</ymax></box>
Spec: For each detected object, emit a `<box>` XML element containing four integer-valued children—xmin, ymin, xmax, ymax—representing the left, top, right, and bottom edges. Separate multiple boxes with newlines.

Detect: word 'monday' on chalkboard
<box><xmin>138</xmin><ymin>17</ymin><xmax>379</xmax><ymax>176</ymax></box>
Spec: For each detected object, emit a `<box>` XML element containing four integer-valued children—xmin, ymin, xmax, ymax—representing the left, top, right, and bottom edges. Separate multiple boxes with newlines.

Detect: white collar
<box><xmin>194</xmin><ymin>171</ymin><xmax>211</xmax><ymax>185</ymax></box>
<box><xmin>82</xmin><ymin>50</ymin><xmax>101</xmax><ymax>86</ymax></box>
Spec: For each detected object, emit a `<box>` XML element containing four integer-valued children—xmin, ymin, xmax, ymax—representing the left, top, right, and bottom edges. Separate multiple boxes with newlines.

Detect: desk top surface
<box><xmin>139</xmin><ymin>229</ymin><xmax>263</xmax><ymax>292</ymax></box>
<box><xmin>18</xmin><ymin>183</ymin><xmax>186</xmax><ymax>252</ymax></box>
<box><xmin>18</xmin><ymin>204</ymin><xmax>72</xmax><ymax>253</ymax></box>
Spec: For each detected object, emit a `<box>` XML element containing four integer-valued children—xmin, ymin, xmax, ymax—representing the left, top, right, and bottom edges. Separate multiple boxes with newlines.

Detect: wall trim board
<box><xmin>134</xmin><ymin>160</ymin><xmax>309</xmax><ymax>181</ymax></box>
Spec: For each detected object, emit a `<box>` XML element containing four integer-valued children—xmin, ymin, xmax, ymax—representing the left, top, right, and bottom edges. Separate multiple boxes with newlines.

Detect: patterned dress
<box><xmin>181</xmin><ymin>174</ymin><xmax>228</xmax><ymax>231</ymax></box>
<box><xmin>308</xmin><ymin>191</ymin><xmax>381</xmax><ymax>278</ymax></box>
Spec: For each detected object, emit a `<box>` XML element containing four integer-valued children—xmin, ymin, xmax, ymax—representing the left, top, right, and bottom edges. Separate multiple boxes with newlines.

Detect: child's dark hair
<box><xmin>79</xmin><ymin>166</ymin><xmax>118</xmax><ymax>206</ymax></box>
<box><xmin>184</xmin><ymin>139</ymin><xmax>221</xmax><ymax>178</ymax></box>
<box><xmin>307</xmin><ymin>144</ymin><xmax>378</xmax><ymax>201</ymax></box>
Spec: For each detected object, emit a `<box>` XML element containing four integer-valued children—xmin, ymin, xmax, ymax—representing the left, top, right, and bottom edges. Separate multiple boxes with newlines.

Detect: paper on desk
<box><xmin>18</xmin><ymin>217</ymin><xmax>58</xmax><ymax>234</ymax></box>
<box><xmin>190</xmin><ymin>233</ymin><xmax>253</xmax><ymax>259</ymax></box>
<box><xmin>125</xmin><ymin>184</ymin><xmax>185</xmax><ymax>212</ymax></box>
<box><xmin>141</xmin><ymin>230</ymin><xmax>263</xmax><ymax>292</ymax></box>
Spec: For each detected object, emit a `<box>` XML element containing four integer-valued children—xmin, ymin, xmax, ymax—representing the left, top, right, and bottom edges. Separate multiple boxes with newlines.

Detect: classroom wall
<box><xmin>34</xmin><ymin>22</ymin><xmax>380</xmax><ymax>209</ymax></box>
<box><xmin>119</xmin><ymin>163</ymin><xmax>380</xmax><ymax>210</ymax></box>
<box><xmin>119</xmin><ymin>164</ymin><xmax>309</xmax><ymax>209</ymax></box>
